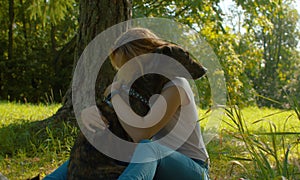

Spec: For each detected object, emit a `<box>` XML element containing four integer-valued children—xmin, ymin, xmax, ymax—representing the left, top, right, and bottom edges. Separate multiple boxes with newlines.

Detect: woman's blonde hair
<box><xmin>110</xmin><ymin>27</ymin><xmax>207</xmax><ymax>79</ymax></box>
<box><xmin>109</xmin><ymin>28</ymin><xmax>168</xmax><ymax>69</ymax></box>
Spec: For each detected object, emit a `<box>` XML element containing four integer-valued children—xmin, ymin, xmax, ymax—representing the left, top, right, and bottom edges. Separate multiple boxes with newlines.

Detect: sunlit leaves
<box><xmin>134</xmin><ymin>0</ymin><xmax>250</xmax><ymax>106</ymax></box>
<box><xmin>28</xmin><ymin>0</ymin><xmax>76</xmax><ymax>25</ymax></box>
<box><xmin>231</xmin><ymin>0</ymin><xmax>300</xmax><ymax>107</ymax></box>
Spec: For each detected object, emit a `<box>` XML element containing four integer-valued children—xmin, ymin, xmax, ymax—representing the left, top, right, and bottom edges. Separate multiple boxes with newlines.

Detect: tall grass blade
<box><xmin>259</xmin><ymin>150</ymin><xmax>275</xmax><ymax>179</ymax></box>
<box><xmin>282</xmin><ymin>145</ymin><xmax>291</xmax><ymax>179</ymax></box>
<box><xmin>284</xmin><ymin>91</ymin><xmax>300</xmax><ymax>121</ymax></box>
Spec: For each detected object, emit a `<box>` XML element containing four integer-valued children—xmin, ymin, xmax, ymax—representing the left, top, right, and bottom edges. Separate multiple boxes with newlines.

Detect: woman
<box><xmin>44</xmin><ymin>27</ymin><xmax>209</xmax><ymax>180</ymax></box>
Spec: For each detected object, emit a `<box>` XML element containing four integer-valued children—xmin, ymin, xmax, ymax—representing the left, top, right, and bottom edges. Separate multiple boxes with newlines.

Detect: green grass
<box><xmin>205</xmin><ymin>106</ymin><xmax>300</xmax><ymax>180</ymax></box>
<box><xmin>0</xmin><ymin>101</ymin><xmax>78</xmax><ymax>179</ymax></box>
<box><xmin>0</xmin><ymin>101</ymin><xmax>299</xmax><ymax>179</ymax></box>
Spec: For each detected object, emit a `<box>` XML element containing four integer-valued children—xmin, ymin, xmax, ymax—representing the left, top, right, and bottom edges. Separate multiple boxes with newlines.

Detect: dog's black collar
<box><xmin>103</xmin><ymin>86</ymin><xmax>149</xmax><ymax>108</ymax></box>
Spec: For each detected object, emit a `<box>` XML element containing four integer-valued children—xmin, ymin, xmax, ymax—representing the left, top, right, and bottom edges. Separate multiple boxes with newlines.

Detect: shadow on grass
<box><xmin>0</xmin><ymin>117</ymin><xmax>78</xmax><ymax>158</ymax></box>
<box><xmin>0</xmin><ymin>116</ymin><xmax>79</xmax><ymax>179</ymax></box>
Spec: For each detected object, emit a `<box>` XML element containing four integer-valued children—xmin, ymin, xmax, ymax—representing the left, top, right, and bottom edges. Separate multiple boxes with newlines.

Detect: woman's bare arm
<box><xmin>111</xmin><ymin>85</ymin><xmax>189</xmax><ymax>142</ymax></box>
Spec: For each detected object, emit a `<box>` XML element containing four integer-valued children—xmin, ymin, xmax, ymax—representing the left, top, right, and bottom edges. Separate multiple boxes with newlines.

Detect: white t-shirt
<box><xmin>152</xmin><ymin>77</ymin><xmax>209</xmax><ymax>162</ymax></box>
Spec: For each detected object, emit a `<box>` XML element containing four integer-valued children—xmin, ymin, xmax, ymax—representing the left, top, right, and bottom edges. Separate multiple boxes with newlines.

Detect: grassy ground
<box><xmin>0</xmin><ymin>102</ymin><xmax>78</xmax><ymax>179</ymax></box>
<box><xmin>205</xmin><ymin>106</ymin><xmax>300</xmax><ymax>179</ymax></box>
<box><xmin>0</xmin><ymin>102</ymin><xmax>299</xmax><ymax>179</ymax></box>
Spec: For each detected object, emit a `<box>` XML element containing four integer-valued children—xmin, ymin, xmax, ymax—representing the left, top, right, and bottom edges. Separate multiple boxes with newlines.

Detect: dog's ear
<box><xmin>154</xmin><ymin>45</ymin><xmax>207</xmax><ymax>79</ymax></box>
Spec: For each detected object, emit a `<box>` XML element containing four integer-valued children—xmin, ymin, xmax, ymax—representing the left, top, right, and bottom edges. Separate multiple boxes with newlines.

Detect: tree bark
<box><xmin>55</xmin><ymin>0</ymin><xmax>131</xmax><ymax>121</ymax></box>
<box><xmin>19</xmin><ymin>0</ymin><xmax>28</xmax><ymax>53</ymax></box>
<box><xmin>52</xmin><ymin>0</ymin><xmax>132</xmax><ymax>179</ymax></box>
<box><xmin>8</xmin><ymin>0</ymin><xmax>14</xmax><ymax>61</ymax></box>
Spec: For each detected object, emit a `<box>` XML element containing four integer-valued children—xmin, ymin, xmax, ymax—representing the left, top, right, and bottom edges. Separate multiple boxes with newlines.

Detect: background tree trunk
<box><xmin>52</xmin><ymin>0</ymin><xmax>132</xmax><ymax>179</ymax></box>
<box><xmin>8</xmin><ymin>0</ymin><xmax>14</xmax><ymax>61</ymax></box>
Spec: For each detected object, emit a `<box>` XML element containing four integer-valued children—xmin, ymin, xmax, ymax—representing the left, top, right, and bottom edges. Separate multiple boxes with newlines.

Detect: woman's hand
<box><xmin>104</xmin><ymin>81</ymin><xmax>123</xmax><ymax>97</ymax></box>
<box><xmin>81</xmin><ymin>105</ymin><xmax>109</xmax><ymax>133</ymax></box>
<box><xmin>111</xmin><ymin>81</ymin><xmax>123</xmax><ymax>90</ymax></box>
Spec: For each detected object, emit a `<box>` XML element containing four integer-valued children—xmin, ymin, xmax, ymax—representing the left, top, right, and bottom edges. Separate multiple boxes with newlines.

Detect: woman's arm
<box><xmin>111</xmin><ymin>85</ymin><xmax>189</xmax><ymax>142</ymax></box>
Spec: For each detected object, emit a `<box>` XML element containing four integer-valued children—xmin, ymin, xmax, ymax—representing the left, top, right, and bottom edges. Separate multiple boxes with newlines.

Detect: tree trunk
<box><xmin>55</xmin><ymin>0</ymin><xmax>131</xmax><ymax>121</ymax></box>
<box><xmin>8</xmin><ymin>0</ymin><xmax>14</xmax><ymax>61</ymax></box>
<box><xmin>53</xmin><ymin>0</ymin><xmax>132</xmax><ymax>179</ymax></box>
<box><xmin>19</xmin><ymin>0</ymin><xmax>28</xmax><ymax>54</ymax></box>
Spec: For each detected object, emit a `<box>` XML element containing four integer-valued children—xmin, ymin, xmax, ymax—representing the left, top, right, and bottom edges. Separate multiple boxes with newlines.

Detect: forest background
<box><xmin>1</xmin><ymin>0</ymin><xmax>299</xmax><ymax>108</ymax></box>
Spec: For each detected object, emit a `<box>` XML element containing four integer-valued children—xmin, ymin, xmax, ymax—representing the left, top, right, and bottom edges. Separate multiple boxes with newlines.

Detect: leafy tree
<box><xmin>133</xmin><ymin>0</ymin><xmax>253</xmax><ymax>107</ymax></box>
<box><xmin>234</xmin><ymin>0</ymin><xmax>300</xmax><ymax>107</ymax></box>
<box><xmin>0</xmin><ymin>0</ymin><xmax>78</xmax><ymax>102</ymax></box>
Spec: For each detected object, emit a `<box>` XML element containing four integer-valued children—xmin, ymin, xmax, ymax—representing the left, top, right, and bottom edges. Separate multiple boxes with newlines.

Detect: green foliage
<box><xmin>133</xmin><ymin>0</ymin><xmax>300</xmax><ymax>108</ymax></box>
<box><xmin>28</xmin><ymin>0</ymin><xmax>76</xmax><ymax>25</ymax></box>
<box><xmin>133</xmin><ymin>0</ymin><xmax>253</xmax><ymax>107</ymax></box>
<box><xmin>0</xmin><ymin>0</ymin><xmax>78</xmax><ymax>103</ymax></box>
<box><xmin>1</xmin><ymin>0</ymin><xmax>299</xmax><ymax>107</ymax></box>
<box><xmin>233</xmin><ymin>0</ymin><xmax>300</xmax><ymax>107</ymax></box>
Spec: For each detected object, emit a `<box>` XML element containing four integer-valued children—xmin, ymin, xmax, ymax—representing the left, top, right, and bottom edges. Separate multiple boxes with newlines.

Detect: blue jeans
<box><xmin>118</xmin><ymin>139</ymin><xmax>209</xmax><ymax>180</ymax></box>
<box><xmin>44</xmin><ymin>140</ymin><xmax>209</xmax><ymax>180</ymax></box>
<box><xmin>43</xmin><ymin>160</ymin><xmax>69</xmax><ymax>180</ymax></box>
